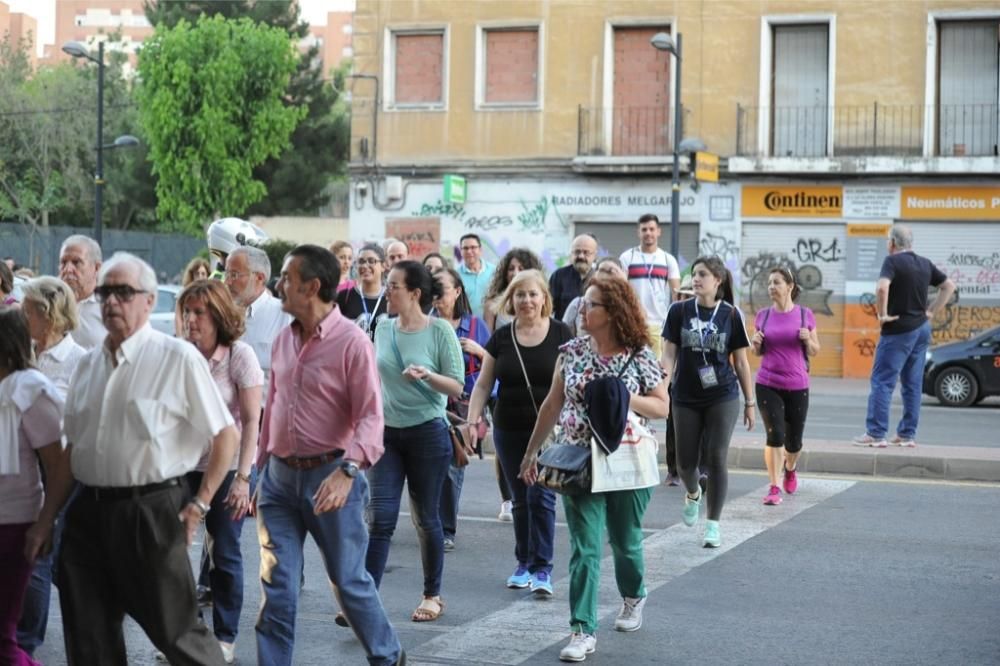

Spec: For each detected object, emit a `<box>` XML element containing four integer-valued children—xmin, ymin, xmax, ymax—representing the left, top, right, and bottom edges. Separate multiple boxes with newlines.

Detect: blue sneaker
<box><xmin>703</xmin><ymin>520</ymin><xmax>721</xmax><ymax>548</ymax></box>
<box><xmin>682</xmin><ymin>488</ymin><xmax>702</xmax><ymax>526</ymax></box>
<box><xmin>530</xmin><ymin>570</ymin><xmax>553</xmax><ymax>596</ymax></box>
<box><xmin>506</xmin><ymin>565</ymin><xmax>531</xmax><ymax>589</ymax></box>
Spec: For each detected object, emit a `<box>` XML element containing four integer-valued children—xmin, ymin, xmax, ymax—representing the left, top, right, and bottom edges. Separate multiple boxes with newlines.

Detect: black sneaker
<box><xmin>196</xmin><ymin>585</ymin><xmax>212</xmax><ymax>607</ymax></box>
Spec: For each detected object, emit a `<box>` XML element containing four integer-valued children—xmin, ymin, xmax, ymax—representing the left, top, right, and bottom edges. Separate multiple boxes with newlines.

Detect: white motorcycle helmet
<box><xmin>207</xmin><ymin>217</ymin><xmax>269</xmax><ymax>272</ymax></box>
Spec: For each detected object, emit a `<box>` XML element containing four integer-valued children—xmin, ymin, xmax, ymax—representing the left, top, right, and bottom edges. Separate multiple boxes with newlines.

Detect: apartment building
<box><xmin>41</xmin><ymin>0</ymin><xmax>151</xmax><ymax>67</ymax></box>
<box><xmin>0</xmin><ymin>1</ymin><xmax>37</xmax><ymax>67</ymax></box>
<box><xmin>307</xmin><ymin>11</ymin><xmax>353</xmax><ymax>74</ymax></box>
<box><xmin>347</xmin><ymin>0</ymin><xmax>1000</xmax><ymax>377</ymax></box>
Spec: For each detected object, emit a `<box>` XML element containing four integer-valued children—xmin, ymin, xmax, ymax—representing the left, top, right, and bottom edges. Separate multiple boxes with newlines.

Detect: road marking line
<box><xmin>407</xmin><ymin>478</ymin><xmax>855</xmax><ymax>665</ymax></box>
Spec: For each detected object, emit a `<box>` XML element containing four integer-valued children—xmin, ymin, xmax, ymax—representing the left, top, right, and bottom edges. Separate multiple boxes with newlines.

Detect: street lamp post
<box><xmin>650</xmin><ymin>31</ymin><xmax>683</xmax><ymax>259</ymax></box>
<box><xmin>62</xmin><ymin>41</ymin><xmax>137</xmax><ymax>247</ymax></box>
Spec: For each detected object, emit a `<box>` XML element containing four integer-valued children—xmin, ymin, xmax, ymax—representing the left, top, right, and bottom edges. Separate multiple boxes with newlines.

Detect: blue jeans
<box><xmin>256</xmin><ymin>457</ymin><xmax>401</xmax><ymax>666</ymax></box>
<box><xmin>865</xmin><ymin>322</ymin><xmax>932</xmax><ymax>439</ymax></box>
<box><xmin>439</xmin><ymin>463</ymin><xmax>465</xmax><ymax>541</ymax></box>
<box><xmin>366</xmin><ymin>418</ymin><xmax>451</xmax><ymax>597</ymax></box>
<box><xmin>186</xmin><ymin>469</ymin><xmax>253</xmax><ymax>643</ymax></box>
<box><xmin>493</xmin><ymin>428</ymin><xmax>556</xmax><ymax>574</ymax></box>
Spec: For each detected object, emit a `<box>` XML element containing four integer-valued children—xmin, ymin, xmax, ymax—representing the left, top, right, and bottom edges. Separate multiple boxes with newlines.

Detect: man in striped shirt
<box><xmin>619</xmin><ymin>213</ymin><xmax>681</xmax><ymax>357</ymax></box>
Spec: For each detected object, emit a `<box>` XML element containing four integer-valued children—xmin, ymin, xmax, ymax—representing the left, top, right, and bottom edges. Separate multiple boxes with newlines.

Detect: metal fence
<box><xmin>0</xmin><ymin>223</ymin><xmax>205</xmax><ymax>284</ymax></box>
<box><xmin>578</xmin><ymin>105</ymin><xmax>680</xmax><ymax>157</ymax></box>
<box><xmin>736</xmin><ymin>103</ymin><xmax>999</xmax><ymax>158</ymax></box>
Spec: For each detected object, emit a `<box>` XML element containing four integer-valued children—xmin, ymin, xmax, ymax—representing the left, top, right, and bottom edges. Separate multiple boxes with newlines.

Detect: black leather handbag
<box><xmin>536</xmin><ymin>443</ymin><xmax>592</xmax><ymax>495</ymax></box>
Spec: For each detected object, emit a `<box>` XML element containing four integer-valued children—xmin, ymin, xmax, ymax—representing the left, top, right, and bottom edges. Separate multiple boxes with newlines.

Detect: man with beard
<box><xmin>59</xmin><ymin>235</ymin><xmax>105</xmax><ymax>350</ymax></box>
<box><xmin>225</xmin><ymin>246</ymin><xmax>291</xmax><ymax>379</ymax></box>
<box><xmin>548</xmin><ymin>234</ymin><xmax>598</xmax><ymax>320</ymax></box>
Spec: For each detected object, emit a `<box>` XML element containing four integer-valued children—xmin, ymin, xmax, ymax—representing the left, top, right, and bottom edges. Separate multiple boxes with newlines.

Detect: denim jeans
<box><xmin>439</xmin><ymin>463</ymin><xmax>465</xmax><ymax>541</ymax></box>
<box><xmin>256</xmin><ymin>457</ymin><xmax>401</xmax><ymax>666</ymax></box>
<box><xmin>493</xmin><ymin>428</ymin><xmax>556</xmax><ymax>574</ymax></box>
<box><xmin>366</xmin><ymin>418</ymin><xmax>451</xmax><ymax>597</ymax></box>
<box><xmin>185</xmin><ymin>469</ymin><xmax>253</xmax><ymax>643</ymax></box>
<box><xmin>865</xmin><ymin>322</ymin><xmax>931</xmax><ymax>440</ymax></box>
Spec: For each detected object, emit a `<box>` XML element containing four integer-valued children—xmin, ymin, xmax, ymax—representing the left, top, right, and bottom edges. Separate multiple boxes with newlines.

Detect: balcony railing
<box><xmin>577</xmin><ymin>105</ymin><xmax>680</xmax><ymax>157</ymax></box>
<box><xmin>736</xmin><ymin>103</ymin><xmax>999</xmax><ymax>158</ymax></box>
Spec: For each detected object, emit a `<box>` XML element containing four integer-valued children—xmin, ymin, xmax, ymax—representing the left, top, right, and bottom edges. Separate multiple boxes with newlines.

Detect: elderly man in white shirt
<box><xmin>225</xmin><ymin>246</ymin><xmax>290</xmax><ymax>377</ymax></box>
<box><xmin>58</xmin><ymin>234</ymin><xmax>106</xmax><ymax>350</ymax></box>
<box><xmin>54</xmin><ymin>252</ymin><xmax>239</xmax><ymax>665</ymax></box>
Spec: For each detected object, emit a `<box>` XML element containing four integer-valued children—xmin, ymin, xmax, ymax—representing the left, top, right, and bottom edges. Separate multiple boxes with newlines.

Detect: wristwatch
<box><xmin>339</xmin><ymin>461</ymin><xmax>361</xmax><ymax>478</ymax></box>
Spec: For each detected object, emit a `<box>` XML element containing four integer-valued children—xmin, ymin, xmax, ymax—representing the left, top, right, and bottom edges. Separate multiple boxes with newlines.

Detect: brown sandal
<box><xmin>411</xmin><ymin>596</ymin><xmax>444</xmax><ymax>622</ymax></box>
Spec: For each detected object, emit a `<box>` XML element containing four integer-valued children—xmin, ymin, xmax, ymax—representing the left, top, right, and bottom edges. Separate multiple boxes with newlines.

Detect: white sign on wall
<box><xmin>843</xmin><ymin>186</ymin><xmax>900</xmax><ymax>219</ymax></box>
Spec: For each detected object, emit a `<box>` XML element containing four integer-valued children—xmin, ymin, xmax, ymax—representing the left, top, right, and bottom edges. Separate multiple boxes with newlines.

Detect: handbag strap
<box><xmin>511</xmin><ymin>323</ymin><xmax>540</xmax><ymax>416</ymax></box>
<box><xmin>390</xmin><ymin>323</ymin><xmax>442</xmax><ymax>408</ymax></box>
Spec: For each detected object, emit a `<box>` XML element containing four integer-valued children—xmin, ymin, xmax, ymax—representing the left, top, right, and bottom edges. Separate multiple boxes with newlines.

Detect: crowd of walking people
<box><xmin>2</xmin><ymin>218</ymin><xmax>955</xmax><ymax>664</ymax></box>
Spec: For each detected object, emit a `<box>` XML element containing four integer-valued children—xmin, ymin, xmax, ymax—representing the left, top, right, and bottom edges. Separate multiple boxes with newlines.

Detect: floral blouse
<box><xmin>558</xmin><ymin>337</ymin><xmax>665</xmax><ymax>447</ymax></box>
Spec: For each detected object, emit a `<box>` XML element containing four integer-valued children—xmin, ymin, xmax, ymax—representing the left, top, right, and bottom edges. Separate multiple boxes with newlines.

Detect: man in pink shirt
<box><xmin>254</xmin><ymin>245</ymin><xmax>404</xmax><ymax>666</ymax></box>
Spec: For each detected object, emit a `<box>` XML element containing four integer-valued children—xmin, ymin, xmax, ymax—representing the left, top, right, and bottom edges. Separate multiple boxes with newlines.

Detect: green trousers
<box><xmin>562</xmin><ymin>487</ymin><xmax>653</xmax><ymax>634</ymax></box>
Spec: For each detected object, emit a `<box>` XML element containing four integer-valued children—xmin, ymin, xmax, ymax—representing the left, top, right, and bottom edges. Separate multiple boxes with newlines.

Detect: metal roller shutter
<box><xmin>740</xmin><ymin>222</ymin><xmax>846</xmax><ymax>377</ymax></box>
<box><xmin>574</xmin><ymin>221</ymin><xmax>700</xmax><ymax>270</ymax></box>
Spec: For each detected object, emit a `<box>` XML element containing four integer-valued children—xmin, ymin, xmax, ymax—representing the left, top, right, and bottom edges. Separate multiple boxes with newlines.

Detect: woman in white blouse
<box><xmin>16</xmin><ymin>277</ymin><xmax>86</xmax><ymax>656</ymax></box>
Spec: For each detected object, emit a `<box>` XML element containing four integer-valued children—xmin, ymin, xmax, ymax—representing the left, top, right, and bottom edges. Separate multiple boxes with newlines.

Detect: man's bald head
<box><xmin>386</xmin><ymin>241</ymin><xmax>409</xmax><ymax>268</ymax></box>
<box><xmin>570</xmin><ymin>234</ymin><xmax>598</xmax><ymax>276</ymax></box>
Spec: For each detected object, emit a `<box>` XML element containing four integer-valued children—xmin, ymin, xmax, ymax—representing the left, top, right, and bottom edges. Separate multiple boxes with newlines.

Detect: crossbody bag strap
<box><xmin>511</xmin><ymin>324</ymin><xmax>540</xmax><ymax>416</ymax></box>
<box><xmin>390</xmin><ymin>324</ymin><xmax>441</xmax><ymax>407</ymax></box>
<box><xmin>799</xmin><ymin>305</ymin><xmax>811</xmax><ymax>370</ymax></box>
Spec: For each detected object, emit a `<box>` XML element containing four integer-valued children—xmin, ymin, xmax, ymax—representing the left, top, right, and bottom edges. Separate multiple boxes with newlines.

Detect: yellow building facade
<box><xmin>349</xmin><ymin>0</ymin><xmax>1000</xmax><ymax>377</ymax></box>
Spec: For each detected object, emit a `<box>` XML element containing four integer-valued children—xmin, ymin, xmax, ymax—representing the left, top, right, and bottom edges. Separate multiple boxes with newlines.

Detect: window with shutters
<box><xmin>936</xmin><ymin>20</ymin><xmax>999</xmax><ymax>157</ymax></box>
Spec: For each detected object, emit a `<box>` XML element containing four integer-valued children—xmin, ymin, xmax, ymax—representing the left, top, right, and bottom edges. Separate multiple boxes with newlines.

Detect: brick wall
<box><xmin>484</xmin><ymin>28</ymin><xmax>539</xmax><ymax>104</ymax></box>
<box><xmin>612</xmin><ymin>26</ymin><xmax>671</xmax><ymax>155</ymax></box>
<box><xmin>395</xmin><ymin>32</ymin><xmax>444</xmax><ymax>104</ymax></box>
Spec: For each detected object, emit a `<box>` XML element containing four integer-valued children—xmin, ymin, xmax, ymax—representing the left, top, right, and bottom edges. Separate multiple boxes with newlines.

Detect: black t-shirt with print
<box><xmin>879</xmin><ymin>252</ymin><xmax>947</xmax><ymax>335</ymax></box>
<box><xmin>663</xmin><ymin>298</ymin><xmax>750</xmax><ymax>408</ymax></box>
<box><xmin>336</xmin><ymin>287</ymin><xmax>388</xmax><ymax>343</ymax></box>
<box><xmin>484</xmin><ymin>319</ymin><xmax>572</xmax><ymax>431</ymax></box>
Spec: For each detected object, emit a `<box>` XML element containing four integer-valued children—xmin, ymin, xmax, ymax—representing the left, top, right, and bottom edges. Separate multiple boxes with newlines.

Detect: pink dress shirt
<box><xmin>258</xmin><ymin>305</ymin><xmax>384</xmax><ymax>469</ymax></box>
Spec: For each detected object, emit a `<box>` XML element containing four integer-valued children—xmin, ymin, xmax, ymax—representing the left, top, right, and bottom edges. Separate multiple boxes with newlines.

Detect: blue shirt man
<box><xmin>457</xmin><ymin>234</ymin><xmax>494</xmax><ymax>318</ymax></box>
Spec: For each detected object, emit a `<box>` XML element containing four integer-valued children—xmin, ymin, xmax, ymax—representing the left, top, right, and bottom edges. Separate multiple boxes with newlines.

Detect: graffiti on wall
<box><xmin>741</xmin><ymin>250</ymin><xmax>835</xmax><ymax>316</ymax></box>
<box><xmin>385</xmin><ymin>217</ymin><xmax>440</xmax><ymax>259</ymax></box>
<box><xmin>853</xmin><ymin>337</ymin><xmax>876</xmax><ymax>357</ymax></box>
<box><xmin>410</xmin><ymin>195</ymin><xmax>567</xmax><ymax>235</ymax></box>
<box><xmin>699</xmin><ymin>232</ymin><xmax>740</xmax><ymax>265</ymax></box>
<box><xmin>932</xmin><ymin>305</ymin><xmax>1000</xmax><ymax>344</ymax></box>
<box><xmin>794</xmin><ymin>237</ymin><xmax>844</xmax><ymax>264</ymax></box>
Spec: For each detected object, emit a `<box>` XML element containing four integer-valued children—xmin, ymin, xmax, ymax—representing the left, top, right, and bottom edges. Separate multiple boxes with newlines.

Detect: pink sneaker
<box><xmin>763</xmin><ymin>485</ymin><xmax>782</xmax><ymax>505</ymax></box>
<box><xmin>783</xmin><ymin>467</ymin><xmax>798</xmax><ymax>495</ymax></box>
<box><xmin>852</xmin><ymin>433</ymin><xmax>887</xmax><ymax>448</ymax></box>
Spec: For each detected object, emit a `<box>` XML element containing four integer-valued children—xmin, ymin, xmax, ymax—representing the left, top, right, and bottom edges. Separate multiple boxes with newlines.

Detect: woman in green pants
<box><xmin>520</xmin><ymin>275</ymin><xmax>668</xmax><ymax>663</ymax></box>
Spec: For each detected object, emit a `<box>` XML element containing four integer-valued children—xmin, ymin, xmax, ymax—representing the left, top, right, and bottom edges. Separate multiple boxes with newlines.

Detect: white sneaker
<box><xmin>498</xmin><ymin>500</ymin><xmax>513</xmax><ymax>522</ymax></box>
<box><xmin>154</xmin><ymin>650</ymin><xmax>168</xmax><ymax>662</ymax></box>
<box><xmin>219</xmin><ymin>641</ymin><xmax>236</xmax><ymax>664</ymax></box>
<box><xmin>559</xmin><ymin>632</ymin><xmax>596</xmax><ymax>662</ymax></box>
<box><xmin>614</xmin><ymin>596</ymin><xmax>646</xmax><ymax>632</ymax></box>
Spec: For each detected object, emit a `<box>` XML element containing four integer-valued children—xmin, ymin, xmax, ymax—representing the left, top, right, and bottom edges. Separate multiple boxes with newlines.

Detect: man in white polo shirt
<box><xmin>58</xmin><ymin>234</ymin><xmax>106</xmax><ymax>350</ymax></box>
<box><xmin>619</xmin><ymin>213</ymin><xmax>681</xmax><ymax>357</ymax></box>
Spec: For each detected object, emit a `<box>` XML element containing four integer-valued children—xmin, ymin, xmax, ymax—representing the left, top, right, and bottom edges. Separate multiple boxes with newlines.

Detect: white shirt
<box><xmin>70</xmin><ymin>293</ymin><xmax>106</xmax><ymax>350</ymax></box>
<box><xmin>64</xmin><ymin>324</ymin><xmax>235</xmax><ymax>487</ymax></box>
<box><xmin>243</xmin><ymin>289</ymin><xmax>291</xmax><ymax>377</ymax></box>
<box><xmin>36</xmin><ymin>334</ymin><xmax>87</xmax><ymax>400</ymax></box>
<box><xmin>619</xmin><ymin>247</ymin><xmax>681</xmax><ymax>328</ymax></box>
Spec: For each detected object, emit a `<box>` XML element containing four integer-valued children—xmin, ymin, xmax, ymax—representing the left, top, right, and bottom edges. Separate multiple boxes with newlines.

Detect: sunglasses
<box><xmin>95</xmin><ymin>284</ymin><xmax>148</xmax><ymax>303</ymax></box>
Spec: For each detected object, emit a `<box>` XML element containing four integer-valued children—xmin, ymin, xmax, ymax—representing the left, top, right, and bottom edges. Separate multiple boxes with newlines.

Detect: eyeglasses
<box><xmin>580</xmin><ymin>298</ymin><xmax>606</xmax><ymax>310</ymax></box>
<box><xmin>224</xmin><ymin>270</ymin><xmax>249</xmax><ymax>280</ymax></box>
<box><xmin>356</xmin><ymin>257</ymin><xmax>381</xmax><ymax>266</ymax></box>
<box><xmin>96</xmin><ymin>284</ymin><xmax>148</xmax><ymax>303</ymax></box>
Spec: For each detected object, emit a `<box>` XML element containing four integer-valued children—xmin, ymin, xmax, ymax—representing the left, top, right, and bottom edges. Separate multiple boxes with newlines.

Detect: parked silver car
<box><xmin>149</xmin><ymin>284</ymin><xmax>182</xmax><ymax>336</ymax></box>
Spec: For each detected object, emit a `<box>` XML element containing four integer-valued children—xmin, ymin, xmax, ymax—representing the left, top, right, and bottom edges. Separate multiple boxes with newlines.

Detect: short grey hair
<box><xmin>60</xmin><ymin>235</ymin><xmax>102</xmax><ymax>265</ymax></box>
<box><xmin>98</xmin><ymin>252</ymin><xmax>158</xmax><ymax>307</ymax></box>
<box><xmin>230</xmin><ymin>246</ymin><xmax>271</xmax><ymax>281</ymax></box>
<box><xmin>889</xmin><ymin>225</ymin><xmax>913</xmax><ymax>250</ymax></box>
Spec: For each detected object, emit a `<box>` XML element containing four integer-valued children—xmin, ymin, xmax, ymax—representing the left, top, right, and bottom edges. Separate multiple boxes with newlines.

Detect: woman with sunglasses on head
<box><xmin>336</xmin><ymin>243</ymin><xmax>388</xmax><ymax>343</ymax></box>
<box><xmin>431</xmin><ymin>268</ymin><xmax>491</xmax><ymax>552</ymax></box>
<box><xmin>369</xmin><ymin>261</ymin><xmax>464</xmax><ymax>623</ymax></box>
<box><xmin>750</xmin><ymin>268</ymin><xmax>819</xmax><ymax>506</ymax></box>
<box><xmin>660</xmin><ymin>255</ymin><xmax>755</xmax><ymax>549</ymax></box>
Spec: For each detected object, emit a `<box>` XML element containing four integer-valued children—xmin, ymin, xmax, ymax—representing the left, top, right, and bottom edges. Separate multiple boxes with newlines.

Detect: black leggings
<box><xmin>755</xmin><ymin>384</ymin><xmax>809</xmax><ymax>454</ymax></box>
<box><xmin>672</xmin><ymin>399</ymin><xmax>740</xmax><ymax>521</ymax></box>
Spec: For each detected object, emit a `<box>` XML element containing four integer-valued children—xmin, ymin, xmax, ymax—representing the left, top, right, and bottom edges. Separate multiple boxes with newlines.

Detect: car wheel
<box><xmin>934</xmin><ymin>367</ymin><xmax>978</xmax><ymax>407</ymax></box>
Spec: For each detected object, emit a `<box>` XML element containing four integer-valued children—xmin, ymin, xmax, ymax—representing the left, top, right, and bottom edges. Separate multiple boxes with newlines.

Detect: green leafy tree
<box><xmin>145</xmin><ymin>0</ymin><xmax>351</xmax><ymax>216</ymax></box>
<box><xmin>260</xmin><ymin>238</ymin><xmax>297</xmax><ymax>277</ymax></box>
<box><xmin>137</xmin><ymin>14</ymin><xmax>304</xmax><ymax>234</ymax></box>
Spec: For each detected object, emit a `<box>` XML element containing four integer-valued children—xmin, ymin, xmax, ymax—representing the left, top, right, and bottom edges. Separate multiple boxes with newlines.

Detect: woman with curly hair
<box><xmin>483</xmin><ymin>248</ymin><xmax>543</xmax><ymax>332</ymax></box>
<box><xmin>519</xmin><ymin>274</ymin><xmax>668</xmax><ymax>661</ymax></box>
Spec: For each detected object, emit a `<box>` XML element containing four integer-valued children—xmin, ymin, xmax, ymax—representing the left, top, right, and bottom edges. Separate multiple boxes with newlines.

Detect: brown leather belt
<box><xmin>275</xmin><ymin>451</ymin><xmax>344</xmax><ymax>470</ymax></box>
<box><xmin>84</xmin><ymin>477</ymin><xmax>184</xmax><ymax>501</ymax></box>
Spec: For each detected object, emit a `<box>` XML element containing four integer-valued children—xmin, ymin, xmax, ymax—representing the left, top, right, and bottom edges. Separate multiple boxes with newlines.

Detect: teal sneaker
<box><xmin>703</xmin><ymin>520</ymin><xmax>721</xmax><ymax>548</ymax></box>
<box><xmin>506</xmin><ymin>565</ymin><xmax>532</xmax><ymax>589</ymax></box>
<box><xmin>682</xmin><ymin>488</ymin><xmax>702</xmax><ymax>526</ymax></box>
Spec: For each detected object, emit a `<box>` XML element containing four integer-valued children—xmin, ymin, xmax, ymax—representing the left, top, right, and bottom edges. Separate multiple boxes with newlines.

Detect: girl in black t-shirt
<box><xmin>336</xmin><ymin>243</ymin><xmax>388</xmax><ymax>343</ymax></box>
<box><xmin>661</xmin><ymin>255</ymin><xmax>755</xmax><ymax>549</ymax></box>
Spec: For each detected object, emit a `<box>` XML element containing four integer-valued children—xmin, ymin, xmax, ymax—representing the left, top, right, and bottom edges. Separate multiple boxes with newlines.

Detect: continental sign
<box><xmin>742</xmin><ymin>186</ymin><xmax>842</xmax><ymax>218</ymax></box>
<box><xmin>900</xmin><ymin>186</ymin><xmax>1000</xmax><ymax>220</ymax></box>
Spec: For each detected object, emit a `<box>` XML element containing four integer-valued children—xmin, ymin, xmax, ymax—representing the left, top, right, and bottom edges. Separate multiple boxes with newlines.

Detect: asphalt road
<box><xmin>33</xmin><ymin>463</ymin><xmax>999</xmax><ymax>665</ymax></box>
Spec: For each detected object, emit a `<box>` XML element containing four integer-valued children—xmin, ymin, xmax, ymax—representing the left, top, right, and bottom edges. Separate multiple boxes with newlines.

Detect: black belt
<box><xmin>83</xmin><ymin>477</ymin><xmax>184</xmax><ymax>501</ymax></box>
<box><xmin>275</xmin><ymin>450</ymin><xmax>344</xmax><ymax>470</ymax></box>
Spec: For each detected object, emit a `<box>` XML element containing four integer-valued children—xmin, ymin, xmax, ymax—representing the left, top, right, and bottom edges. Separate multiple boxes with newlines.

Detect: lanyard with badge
<box><xmin>359</xmin><ymin>287</ymin><xmax>384</xmax><ymax>335</ymax></box>
<box><xmin>691</xmin><ymin>299</ymin><xmax>722</xmax><ymax>389</ymax></box>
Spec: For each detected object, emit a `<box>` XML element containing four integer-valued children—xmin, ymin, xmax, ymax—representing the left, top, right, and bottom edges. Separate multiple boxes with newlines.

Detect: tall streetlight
<box><xmin>62</xmin><ymin>40</ymin><xmax>138</xmax><ymax>246</ymax></box>
<box><xmin>650</xmin><ymin>31</ymin><xmax>683</xmax><ymax>258</ymax></box>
